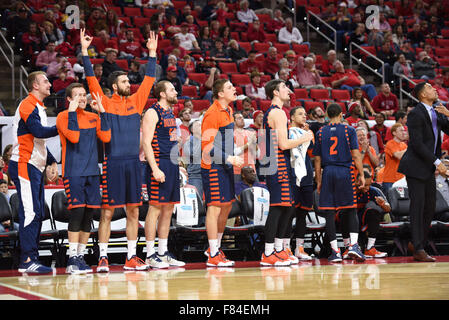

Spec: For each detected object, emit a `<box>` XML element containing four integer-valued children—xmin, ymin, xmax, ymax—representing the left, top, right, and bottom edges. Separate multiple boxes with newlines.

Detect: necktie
<box><xmin>431</xmin><ymin>107</ymin><xmax>438</xmax><ymax>153</ymax></box>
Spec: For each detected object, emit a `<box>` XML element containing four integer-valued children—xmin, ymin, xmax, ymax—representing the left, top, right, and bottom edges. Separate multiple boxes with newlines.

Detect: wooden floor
<box><xmin>0</xmin><ymin>256</ymin><xmax>449</xmax><ymax>300</ymax></box>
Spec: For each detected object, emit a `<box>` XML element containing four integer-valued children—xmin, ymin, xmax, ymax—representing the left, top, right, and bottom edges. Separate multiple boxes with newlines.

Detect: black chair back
<box><xmin>9</xmin><ymin>192</ymin><xmax>20</xmax><ymax>223</ymax></box>
<box><xmin>387</xmin><ymin>186</ymin><xmax>410</xmax><ymax>220</ymax></box>
<box><xmin>51</xmin><ymin>190</ymin><xmax>70</xmax><ymax>223</ymax></box>
<box><xmin>0</xmin><ymin>193</ymin><xmax>12</xmax><ymax>224</ymax></box>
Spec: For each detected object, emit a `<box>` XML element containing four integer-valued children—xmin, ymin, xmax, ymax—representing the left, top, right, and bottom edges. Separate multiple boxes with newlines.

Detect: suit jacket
<box><xmin>398</xmin><ymin>102</ymin><xmax>449</xmax><ymax>180</ymax></box>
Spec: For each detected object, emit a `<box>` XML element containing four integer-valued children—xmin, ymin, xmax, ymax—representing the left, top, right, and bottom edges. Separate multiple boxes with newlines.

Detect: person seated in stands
<box><xmin>145</xmin><ymin>0</ymin><xmax>174</xmax><ymax>9</ymax></box>
<box><xmin>319</xmin><ymin>3</ymin><xmax>336</xmax><ymax>24</ymax></box>
<box><xmin>407</xmin><ymin>23</ymin><xmax>425</xmax><ymax>49</ymax></box>
<box><xmin>378</xmin><ymin>12</ymin><xmax>392</xmax><ymax>33</ymax></box>
<box><xmin>263</xmin><ymin>47</ymin><xmax>279</xmax><ymax>78</ymax></box>
<box><xmin>351</xmin><ymin>87</ymin><xmax>375</xmax><ymax>118</ymax></box>
<box><xmin>53</xmin><ymin>67</ymin><xmax>75</xmax><ymax>96</ymax></box>
<box><xmin>371</xmin><ymin>83</ymin><xmax>399</xmax><ymax>117</ymax></box>
<box><xmin>371</xmin><ymin>112</ymin><xmax>389</xmax><ymax>144</ymax></box>
<box><xmin>119</xmin><ymin>29</ymin><xmax>146</xmax><ymax>60</ymax></box>
<box><xmin>233</xmin><ymin>112</ymin><xmax>258</xmax><ymax>182</ymax></box>
<box><xmin>383</xmin><ymin>123</ymin><xmax>407</xmax><ymax>194</ymax></box>
<box><xmin>278</xmin><ymin>68</ymin><xmax>297</xmax><ymax>91</ymax></box>
<box><xmin>236</xmin><ymin>0</ymin><xmax>259</xmax><ymax>24</ymax></box>
<box><xmin>349</xmin><ymin>23</ymin><xmax>368</xmax><ymax>49</ymax></box>
<box><xmin>175</xmin><ymin>22</ymin><xmax>201</xmax><ymax>51</ymax></box>
<box><xmin>88</xmin><ymin>63</ymin><xmax>108</xmax><ymax>89</ymax></box>
<box><xmin>227</xmin><ymin>39</ymin><xmax>248</xmax><ymax>64</ymax></box>
<box><xmin>35</xmin><ymin>41</ymin><xmax>58</xmax><ymax>72</ymax></box>
<box><xmin>367</xmin><ymin>28</ymin><xmax>384</xmax><ymax>48</ymax></box>
<box><xmin>329</xmin><ymin>5</ymin><xmax>350</xmax><ymax>50</ymax></box>
<box><xmin>241</xmin><ymin>97</ymin><xmax>255</xmax><ymax>119</ymax></box>
<box><xmin>177</xmin><ymin>4</ymin><xmax>196</xmax><ymax>24</ymax></box>
<box><xmin>357</xmin><ymin>119</ymin><xmax>384</xmax><ymax>155</ymax></box>
<box><xmin>182</xmin><ymin>120</ymin><xmax>203</xmax><ymax>198</ymax></box>
<box><xmin>198</xmin><ymin>26</ymin><xmax>214</xmax><ymax>53</ymax></box>
<box><xmin>413</xmin><ymin>51</ymin><xmax>437</xmax><ymax>80</ymax></box>
<box><xmin>161</xmin><ymin>65</ymin><xmax>183</xmax><ymax>97</ymax></box>
<box><xmin>239</xmin><ymin>50</ymin><xmax>264</xmax><ymax>75</ymax></box>
<box><xmin>247</xmin><ymin>19</ymin><xmax>266</xmax><ymax>44</ymax></box>
<box><xmin>235</xmin><ymin>166</ymin><xmax>267</xmax><ymax>198</ymax></box>
<box><xmin>266</xmin><ymin>8</ymin><xmax>285</xmax><ymax>33</ymax></box>
<box><xmin>344</xmin><ymin>169</ymin><xmax>389</xmax><ymax>259</ymax></box>
<box><xmin>199</xmin><ymin>66</ymin><xmax>220</xmax><ymax>103</ymax></box>
<box><xmin>399</xmin><ymin>40</ymin><xmax>416</xmax><ymax>63</ymax></box>
<box><xmin>96</xmin><ymin>29</ymin><xmax>118</xmax><ymax>58</ymax></box>
<box><xmin>165</xmin><ymin>36</ymin><xmax>187</xmax><ymax>59</ymax></box>
<box><xmin>278</xmin><ymin>18</ymin><xmax>307</xmax><ymax>46</ymax></box>
<box><xmin>165</xmin><ymin>54</ymin><xmax>188</xmax><ymax>85</ymax></box>
<box><xmin>321</xmin><ymin>49</ymin><xmax>338</xmax><ymax>76</ymax></box>
<box><xmin>248</xmin><ymin>110</ymin><xmax>263</xmax><ymax>132</ymax></box>
<box><xmin>393</xmin><ymin>54</ymin><xmax>414</xmax><ymax>89</ymax></box>
<box><xmin>306</xmin><ymin>106</ymin><xmax>327</xmax><ymax>134</ymax></box>
<box><xmin>47</xmin><ymin>53</ymin><xmax>75</xmax><ymax>80</ymax></box>
<box><xmin>345</xmin><ymin>101</ymin><xmax>365</xmax><ymax>127</ymax></box>
<box><xmin>330</xmin><ymin>60</ymin><xmax>377</xmax><ymax>100</ymax></box>
<box><xmin>433</xmin><ymin>74</ymin><xmax>449</xmax><ymax>103</ymax></box>
<box><xmin>377</xmin><ymin>41</ymin><xmax>397</xmax><ymax>84</ymax></box>
<box><xmin>296</xmin><ymin>56</ymin><xmax>325</xmax><ymax>89</ymax></box>
<box><xmin>209</xmin><ymin>38</ymin><xmax>232</xmax><ymax>63</ymax></box>
<box><xmin>245</xmin><ymin>71</ymin><xmax>267</xmax><ymax>102</ymax></box>
<box><xmin>86</xmin><ymin>7</ymin><xmax>107</xmax><ymax>35</ymax></box>
<box><xmin>128</xmin><ymin>60</ymin><xmax>144</xmax><ymax>85</ymax></box>
<box><xmin>101</xmin><ymin>48</ymin><xmax>122</xmax><ymax>80</ymax></box>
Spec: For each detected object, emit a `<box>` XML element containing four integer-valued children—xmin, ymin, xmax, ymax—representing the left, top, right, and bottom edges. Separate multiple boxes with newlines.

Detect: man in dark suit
<box><xmin>398</xmin><ymin>82</ymin><xmax>449</xmax><ymax>262</ymax></box>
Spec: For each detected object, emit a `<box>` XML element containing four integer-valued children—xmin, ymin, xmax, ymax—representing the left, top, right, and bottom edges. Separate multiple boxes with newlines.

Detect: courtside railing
<box><xmin>349</xmin><ymin>42</ymin><xmax>385</xmax><ymax>84</ymax></box>
<box><xmin>398</xmin><ymin>74</ymin><xmax>419</xmax><ymax>107</ymax></box>
<box><xmin>0</xmin><ymin>30</ymin><xmax>15</xmax><ymax>99</ymax></box>
<box><xmin>19</xmin><ymin>65</ymin><xmax>28</xmax><ymax>101</ymax></box>
<box><xmin>306</xmin><ymin>10</ymin><xmax>337</xmax><ymax>53</ymax></box>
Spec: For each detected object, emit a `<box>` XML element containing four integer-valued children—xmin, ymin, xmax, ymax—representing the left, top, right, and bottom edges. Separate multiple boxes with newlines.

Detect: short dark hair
<box><xmin>413</xmin><ymin>81</ymin><xmax>428</xmax><ymax>99</ymax></box>
<box><xmin>265</xmin><ymin>79</ymin><xmax>284</xmax><ymax>100</ymax></box>
<box><xmin>212</xmin><ymin>78</ymin><xmax>229</xmax><ymax>100</ymax></box>
<box><xmin>395</xmin><ymin>110</ymin><xmax>407</xmax><ymax>121</ymax></box>
<box><xmin>326</xmin><ymin>103</ymin><xmax>342</xmax><ymax>118</ymax></box>
<box><xmin>65</xmin><ymin>83</ymin><xmax>85</xmax><ymax>98</ymax></box>
<box><xmin>108</xmin><ymin>70</ymin><xmax>128</xmax><ymax>90</ymax></box>
<box><xmin>290</xmin><ymin>105</ymin><xmax>305</xmax><ymax>118</ymax></box>
<box><xmin>0</xmin><ymin>179</ymin><xmax>7</xmax><ymax>185</ymax></box>
<box><xmin>154</xmin><ymin>80</ymin><xmax>170</xmax><ymax>100</ymax></box>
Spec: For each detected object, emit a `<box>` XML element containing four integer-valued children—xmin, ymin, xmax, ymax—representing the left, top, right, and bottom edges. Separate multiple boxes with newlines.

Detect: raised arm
<box><xmin>80</xmin><ymin>28</ymin><xmax>105</xmax><ymax>100</ymax></box>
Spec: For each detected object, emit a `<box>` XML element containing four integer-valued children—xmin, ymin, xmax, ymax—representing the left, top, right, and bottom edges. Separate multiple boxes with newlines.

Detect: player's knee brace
<box><xmin>80</xmin><ymin>207</ymin><xmax>94</xmax><ymax>233</ymax></box>
<box><xmin>68</xmin><ymin>207</ymin><xmax>86</xmax><ymax>232</ymax></box>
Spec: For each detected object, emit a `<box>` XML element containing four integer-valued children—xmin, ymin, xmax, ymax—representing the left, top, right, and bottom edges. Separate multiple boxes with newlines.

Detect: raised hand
<box><xmin>146</xmin><ymin>31</ymin><xmax>158</xmax><ymax>57</ymax></box>
<box><xmin>91</xmin><ymin>91</ymin><xmax>105</xmax><ymax>113</ymax></box>
<box><xmin>80</xmin><ymin>28</ymin><xmax>93</xmax><ymax>54</ymax></box>
<box><xmin>68</xmin><ymin>94</ymin><xmax>80</xmax><ymax>112</ymax></box>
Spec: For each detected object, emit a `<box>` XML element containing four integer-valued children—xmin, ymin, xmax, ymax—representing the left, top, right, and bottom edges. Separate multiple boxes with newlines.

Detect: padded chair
<box><xmin>182</xmin><ymin>85</ymin><xmax>198</xmax><ymax>98</ymax></box>
<box><xmin>309</xmin><ymin>88</ymin><xmax>330</xmax><ymax>101</ymax></box>
<box><xmin>123</xmin><ymin>7</ymin><xmax>142</xmax><ymax>17</ymax></box>
<box><xmin>218</xmin><ymin>62</ymin><xmax>239</xmax><ymax>74</ymax></box>
<box><xmin>91</xmin><ymin>207</ymin><xmax>127</xmax><ymax>250</ymax></box>
<box><xmin>0</xmin><ymin>193</ymin><xmax>19</xmax><ymax>265</ymax></box>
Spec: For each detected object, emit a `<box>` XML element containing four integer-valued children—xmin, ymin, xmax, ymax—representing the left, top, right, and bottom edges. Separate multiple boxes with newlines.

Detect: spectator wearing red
<box><xmin>185</xmin><ymin>15</ymin><xmax>199</xmax><ymax>37</ymax></box>
<box><xmin>165</xmin><ymin>36</ymin><xmax>187</xmax><ymax>58</ymax></box>
<box><xmin>239</xmin><ymin>50</ymin><xmax>264</xmax><ymax>75</ymax></box>
<box><xmin>105</xmin><ymin>9</ymin><xmax>123</xmax><ymax>37</ymax></box>
<box><xmin>245</xmin><ymin>71</ymin><xmax>267</xmax><ymax>107</ymax></box>
<box><xmin>264</xmin><ymin>47</ymin><xmax>280</xmax><ymax>77</ymax></box>
<box><xmin>296</xmin><ymin>56</ymin><xmax>324</xmax><ymax>89</ymax></box>
<box><xmin>53</xmin><ymin>67</ymin><xmax>75</xmax><ymax>94</ymax></box>
<box><xmin>247</xmin><ymin>20</ymin><xmax>266</xmax><ymax>43</ymax></box>
<box><xmin>433</xmin><ymin>74</ymin><xmax>449</xmax><ymax>102</ymax></box>
<box><xmin>96</xmin><ymin>30</ymin><xmax>119</xmax><ymax>57</ymax></box>
<box><xmin>119</xmin><ymin>29</ymin><xmax>145</xmax><ymax>59</ymax></box>
<box><xmin>442</xmin><ymin>69</ymin><xmax>449</xmax><ymax>89</ymax></box>
<box><xmin>266</xmin><ymin>8</ymin><xmax>285</xmax><ymax>33</ymax></box>
<box><xmin>209</xmin><ymin>20</ymin><xmax>221</xmax><ymax>41</ymax></box>
<box><xmin>164</xmin><ymin>14</ymin><xmax>181</xmax><ymax>39</ymax></box>
<box><xmin>371</xmin><ymin>112</ymin><xmax>389</xmax><ymax>144</ymax></box>
<box><xmin>321</xmin><ymin>49</ymin><xmax>337</xmax><ymax>75</ymax></box>
<box><xmin>345</xmin><ymin>102</ymin><xmax>363</xmax><ymax>128</ymax></box>
<box><xmin>86</xmin><ymin>7</ymin><xmax>106</xmax><ymax>34</ymax></box>
<box><xmin>215</xmin><ymin>1</ymin><xmax>228</xmax><ymax>25</ymax></box>
<box><xmin>371</xmin><ymin>83</ymin><xmax>399</xmax><ymax>117</ymax></box>
<box><xmin>21</xmin><ymin>22</ymin><xmax>42</xmax><ymax>60</ymax></box>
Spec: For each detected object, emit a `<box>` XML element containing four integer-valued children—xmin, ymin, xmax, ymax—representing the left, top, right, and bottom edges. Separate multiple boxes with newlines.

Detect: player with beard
<box><xmin>80</xmin><ymin>28</ymin><xmax>158</xmax><ymax>272</ymax></box>
<box><xmin>260</xmin><ymin>79</ymin><xmax>314</xmax><ymax>266</ymax></box>
<box><xmin>202</xmin><ymin>79</ymin><xmax>244</xmax><ymax>267</ymax></box>
<box><xmin>142</xmin><ymin>80</ymin><xmax>185</xmax><ymax>268</ymax></box>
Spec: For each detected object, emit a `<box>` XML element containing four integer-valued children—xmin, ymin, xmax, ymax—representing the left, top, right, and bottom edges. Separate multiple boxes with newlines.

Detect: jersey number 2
<box><xmin>330</xmin><ymin>137</ymin><xmax>338</xmax><ymax>155</ymax></box>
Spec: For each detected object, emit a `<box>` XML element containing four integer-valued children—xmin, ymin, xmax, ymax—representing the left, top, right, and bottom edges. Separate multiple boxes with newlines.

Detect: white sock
<box><xmin>296</xmin><ymin>238</ymin><xmax>304</xmax><ymax>248</ymax></box>
<box><xmin>146</xmin><ymin>240</ymin><xmax>155</xmax><ymax>257</ymax></box>
<box><xmin>330</xmin><ymin>240</ymin><xmax>339</xmax><ymax>252</ymax></box>
<box><xmin>283</xmin><ymin>238</ymin><xmax>291</xmax><ymax>249</ymax></box>
<box><xmin>127</xmin><ymin>240</ymin><xmax>137</xmax><ymax>259</ymax></box>
<box><xmin>209</xmin><ymin>239</ymin><xmax>219</xmax><ymax>256</ymax></box>
<box><xmin>367</xmin><ymin>237</ymin><xmax>376</xmax><ymax>250</ymax></box>
<box><xmin>264</xmin><ymin>243</ymin><xmax>274</xmax><ymax>256</ymax></box>
<box><xmin>343</xmin><ymin>238</ymin><xmax>350</xmax><ymax>248</ymax></box>
<box><xmin>217</xmin><ymin>233</ymin><xmax>223</xmax><ymax>248</ymax></box>
<box><xmin>274</xmin><ymin>238</ymin><xmax>283</xmax><ymax>252</ymax></box>
<box><xmin>350</xmin><ymin>233</ymin><xmax>358</xmax><ymax>246</ymax></box>
<box><xmin>158</xmin><ymin>238</ymin><xmax>168</xmax><ymax>256</ymax></box>
<box><xmin>69</xmin><ymin>242</ymin><xmax>78</xmax><ymax>258</ymax></box>
<box><xmin>99</xmin><ymin>243</ymin><xmax>108</xmax><ymax>258</ymax></box>
<box><xmin>78</xmin><ymin>243</ymin><xmax>86</xmax><ymax>256</ymax></box>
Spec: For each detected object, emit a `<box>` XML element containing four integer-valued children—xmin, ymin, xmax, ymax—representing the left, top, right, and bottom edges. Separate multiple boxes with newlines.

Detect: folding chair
<box><xmin>0</xmin><ymin>193</ymin><xmax>19</xmax><ymax>267</ymax></box>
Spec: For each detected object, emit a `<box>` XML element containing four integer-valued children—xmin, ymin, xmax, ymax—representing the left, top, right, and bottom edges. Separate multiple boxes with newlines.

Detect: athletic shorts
<box><xmin>146</xmin><ymin>158</ymin><xmax>180</xmax><ymax>205</ymax></box>
<box><xmin>201</xmin><ymin>164</ymin><xmax>235</xmax><ymax>207</ymax></box>
<box><xmin>265</xmin><ymin>172</ymin><xmax>295</xmax><ymax>207</ymax></box>
<box><xmin>318</xmin><ymin>165</ymin><xmax>357</xmax><ymax>211</ymax></box>
<box><xmin>294</xmin><ymin>184</ymin><xmax>314</xmax><ymax>210</ymax></box>
<box><xmin>101</xmin><ymin>157</ymin><xmax>142</xmax><ymax>208</ymax></box>
<box><xmin>63</xmin><ymin>175</ymin><xmax>101</xmax><ymax>209</ymax></box>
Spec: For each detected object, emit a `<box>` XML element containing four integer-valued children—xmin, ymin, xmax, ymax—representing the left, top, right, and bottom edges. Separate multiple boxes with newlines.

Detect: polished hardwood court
<box><xmin>0</xmin><ymin>256</ymin><xmax>448</xmax><ymax>300</ymax></box>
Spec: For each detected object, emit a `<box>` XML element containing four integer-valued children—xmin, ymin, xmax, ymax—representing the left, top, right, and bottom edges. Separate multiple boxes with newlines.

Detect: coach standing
<box><xmin>9</xmin><ymin>71</ymin><xmax>59</xmax><ymax>273</ymax></box>
<box><xmin>398</xmin><ymin>82</ymin><xmax>449</xmax><ymax>262</ymax></box>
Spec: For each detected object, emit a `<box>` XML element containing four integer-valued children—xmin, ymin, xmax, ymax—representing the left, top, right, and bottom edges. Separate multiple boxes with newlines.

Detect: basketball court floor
<box><xmin>0</xmin><ymin>256</ymin><xmax>448</xmax><ymax>300</ymax></box>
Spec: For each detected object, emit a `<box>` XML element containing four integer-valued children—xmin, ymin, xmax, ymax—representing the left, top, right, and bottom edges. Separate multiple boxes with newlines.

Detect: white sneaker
<box><xmin>158</xmin><ymin>251</ymin><xmax>186</xmax><ymax>267</ymax></box>
<box><xmin>146</xmin><ymin>253</ymin><xmax>169</xmax><ymax>269</ymax></box>
<box><xmin>294</xmin><ymin>246</ymin><xmax>312</xmax><ymax>261</ymax></box>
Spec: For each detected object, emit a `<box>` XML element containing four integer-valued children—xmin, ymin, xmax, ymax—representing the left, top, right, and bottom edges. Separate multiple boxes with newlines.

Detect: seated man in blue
<box><xmin>235</xmin><ymin>166</ymin><xmax>267</xmax><ymax>199</ymax></box>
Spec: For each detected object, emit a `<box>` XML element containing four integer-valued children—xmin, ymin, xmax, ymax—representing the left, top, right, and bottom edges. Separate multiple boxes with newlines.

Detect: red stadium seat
<box><xmin>197</xmin><ymin>20</ymin><xmax>209</xmax><ymax>28</ymax></box>
<box><xmin>130</xmin><ymin>84</ymin><xmax>139</xmax><ymax>94</ymax></box>
<box><xmin>133</xmin><ymin>17</ymin><xmax>150</xmax><ymax>28</ymax></box>
<box><xmin>261</xmin><ymin>75</ymin><xmax>271</xmax><ymax>83</ymax></box>
<box><xmin>235</xmin><ymin>86</ymin><xmax>243</xmax><ymax>95</ymax></box>
<box><xmin>331</xmin><ymin>89</ymin><xmax>351</xmax><ymax>102</ymax></box>
<box><xmin>435</xmin><ymin>48</ymin><xmax>449</xmax><ymax>58</ymax></box>
<box><xmin>31</xmin><ymin>13</ymin><xmax>45</xmax><ymax>24</ymax></box>
<box><xmin>292</xmin><ymin>44</ymin><xmax>310</xmax><ymax>56</ymax></box>
<box><xmin>256</xmin><ymin>14</ymin><xmax>271</xmax><ymax>24</ymax></box>
<box><xmin>143</xmin><ymin>8</ymin><xmax>158</xmax><ymax>17</ymax></box>
<box><xmin>173</xmin><ymin>1</ymin><xmax>187</xmax><ymax>10</ymax></box>
<box><xmin>182</xmin><ymin>85</ymin><xmax>198</xmax><ymax>98</ymax></box>
<box><xmin>68</xmin><ymin>57</ymin><xmax>77</xmax><ymax>66</ymax></box>
<box><xmin>188</xmin><ymin>73</ymin><xmax>207</xmax><ymax>83</ymax></box>
<box><xmin>91</xmin><ymin>58</ymin><xmax>104</xmax><ymax>65</ymax></box>
<box><xmin>304</xmin><ymin>101</ymin><xmax>324</xmax><ymax>113</ymax></box>
<box><xmin>115</xmin><ymin>59</ymin><xmax>129</xmax><ymax>70</ymax></box>
<box><xmin>108</xmin><ymin>6</ymin><xmax>123</xmax><ymax>16</ymax></box>
<box><xmin>259</xmin><ymin>100</ymin><xmax>272</xmax><ymax>112</ymax></box>
<box><xmin>442</xmin><ymin>29</ymin><xmax>449</xmax><ymax>39</ymax></box>
<box><xmin>253</xmin><ymin>42</ymin><xmax>270</xmax><ymax>53</ymax></box>
<box><xmin>437</xmin><ymin>39</ymin><xmax>449</xmax><ymax>48</ymax></box>
<box><xmin>294</xmin><ymin>88</ymin><xmax>309</xmax><ymax>100</ymax></box>
<box><xmin>192</xmin><ymin>100</ymin><xmax>210</xmax><ymax>112</ymax></box>
<box><xmin>231</xmin><ymin>74</ymin><xmax>251</xmax><ymax>86</ymax></box>
<box><xmin>437</xmin><ymin>58</ymin><xmax>449</xmax><ymax>67</ymax></box>
<box><xmin>230</xmin><ymin>32</ymin><xmax>240</xmax><ymax>41</ymax></box>
<box><xmin>218</xmin><ymin>62</ymin><xmax>238</xmax><ymax>73</ymax></box>
<box><xmin>119</xmin><ymin>16</ymin><xmax>132</xmax><ymax>26</ymax></box>
<box><xmin>238</xmin><ymin>42</ymin><xmax>252</xmax><ymax>53</ymax></box>
<box><xmin>309</xmin><ymin>89</ymin><xmax>330</xmax><ymax>101</ymax></box>
<box><xmin>265</xmin><ymin>33</ymin><xmax>277</xmax><ymax>43</ymax></box>
<box><xmin>306</xmin><ymin>6</ymin><xmax>321</xmax><ymax>15</ymax></box>
<box><xmin>334</xmin><ymin>101</ymin><xmax>347</xmax><ymax>113</ymax></box>
<box><xmin>274</xmin><ymin>43</ymin><xmax>291</xmax><ymax>54</ymax></box>
<box><xmin>124</xmin><ymin>7</ymin><xmax>142</xmax><ymax>17</ymax></box>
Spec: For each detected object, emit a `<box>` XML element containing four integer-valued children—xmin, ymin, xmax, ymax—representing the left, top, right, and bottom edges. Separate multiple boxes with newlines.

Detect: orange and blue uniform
<box><xmin>146</xmin><ymin>102</ymin><xmax>180</xmax><ymax>205</ymax></box>
<box><xmin>201</xmin><ymin>100</ymin><xmax>235</xmax><ymax>206</ymax></box>
<box><xmin>8</xmin><ymin>93</ymin><xmax>58</xmax><ymax>263</ymax></box>
<box><xmin>262</xmin><ymin>104</ymin><xmax>295</xmax><ymax>207</ymax></box>
<box><xmin>56</xmin><ymin>108</ymin><xmax>111</xmax><ymax>209</ymax></box>
<box><xmin>82</xmin><ymin>55</ymin><xmax>156</xmax><ymax>208</ymax></box>
<box><xmin>313</xmin><ymin>122</ymin><xmax>359</xmax><ymax>211</ymax></box>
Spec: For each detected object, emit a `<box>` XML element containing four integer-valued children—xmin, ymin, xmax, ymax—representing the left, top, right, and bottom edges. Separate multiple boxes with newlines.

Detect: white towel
<box><xmin>253</xmin><ymin>187</ymin><xmax>270</xmax><ymax>226</ymax></box>
<box><xmin>175</xmin><ymin>187</ymin><xmax>199</xmax><ymax>226</ymax></box>
<box><xmin>289</xmin><ymin>127</ymin><xmax>310</xmax><ymax>187</ymax></box>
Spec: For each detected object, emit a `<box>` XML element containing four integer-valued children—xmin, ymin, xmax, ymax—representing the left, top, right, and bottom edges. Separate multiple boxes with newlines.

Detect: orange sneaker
<box><xmin>294</xmin><ymin>246</ymin><xmax>312</xmax><ymax>261</ymax></box>
<box><xmin>284</xmin><ymin>248</ymin><xmax>299</xmax><ymax>264</ymax></box>
<box><xmin>207</xmin><ymin>251</ymin><xmax>234</xmax><ymax>267</ymax></box>
<box><xmin>97</xmin><ymin>256</ymin><xmax>109</xmax><ymax>273</ymax></box>
<box><xmin>364</xmin><ymin>247</ymin><xmax>387</xmax><ymax>258</ymax></box>
<box><xmin>218</xmin><ymin>249</ymin><xmax>235</xmax><ymax>266</ymax></box>
<box><xmin>124</xmin><ymin>255</ymin><xmax>149</xmax><ymax>271</ymax></box>
<box><xmin>260</xmin><ymin>252</ymin><xmax>290</xmax><ymax>266</ymax></box>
